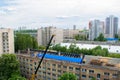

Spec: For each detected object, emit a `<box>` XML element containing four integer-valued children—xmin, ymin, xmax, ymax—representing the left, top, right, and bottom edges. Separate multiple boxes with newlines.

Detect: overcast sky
<box><xmin>0</xmin><ymin>0</ymin><xmax>120</xmax><ymax>29</ymax></box>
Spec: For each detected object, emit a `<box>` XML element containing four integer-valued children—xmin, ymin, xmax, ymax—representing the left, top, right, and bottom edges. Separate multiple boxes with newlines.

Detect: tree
<box><xmin>58</xmin><ymin>72</ymin><xmax>77</xmax><ymax>80</ymax></box>
<box><xmin>68</xmin><ymin>44</ymin><xmax>77</xmax><ymax>53</ymax></box>
<box><xmin>94</xmin><ymin>33</ymin><xmax>106</xmax><ymax>41</ymax></box>
<box><xmin>114</xmin><ymin>34</ymin><xmax>118</xmax><ymax>38</ymax></box>
<box><xmin>38</xmin><ymin>45</ymin><xmax>46</xmax><ymax>50</ymax></box>
<box><xmin>15</xmin><ymin>33</ymin><xmax>38</xmax><ymax>52</ymax></box>
<box><xmin>0</xmin><ymin>54</ymin><xmax>26</xmax><ymax>80</ymax></box>
<box><xmin>50</xmin><ymin>44</ymin><xmax>120</xmax><ymax>58</ymax></box>
<box><xmin>74</xmin><ymin>34</ymin><xmax>87</xmax><ymax>41</ymax></box>
<box><xmin>8</xmin><ymin>75</ymin><xmax>26</xmax><ymax>80</ymax></box>
<box><xmin>52</xmin><ymin>44</ymin><xmax>61</xmax><ymax>51</ymax></box>
<box><xmin>108</xmin><ymin>53</ymin><xmax>120</xmax><ymax>58</ymax></box>
<box><xmin>91</xmin><ymin>77</ymin><xmax>96</xmax><ymax>80</ymax></box>
<box><xmin>52</xmin><ymin>44</ymin><xmax>68</xmax><ymax>52</ymax></box>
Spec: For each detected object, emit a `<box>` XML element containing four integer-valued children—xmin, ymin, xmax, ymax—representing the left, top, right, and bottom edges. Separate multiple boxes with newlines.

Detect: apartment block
<box><xmin>0</xmin><ymin>28</ymin><xmax>14</xmax><ymax>55</ymax></box>
<box><xmin>105</xmin><ymin>15</ymin><xmax>118</xmax><ymax>38</ymax></box>
<box><xmin>89</xmin><ymin>20</ymin><xmax>104</xmax><ymax>40</ymax></box>
<box><xmin>17</xmin><ymin>51</ymin><xmax>120</xmax><ymax>80</ymax></box>
<box><xmin>37</xmin><ymin>27</ymin><xmax>63</xmax><ymax>46</ymax></box>
<box><xmin>63</xmin><ymin>29</ymin><xmax>79</xmax><ymax>39</ymax></box>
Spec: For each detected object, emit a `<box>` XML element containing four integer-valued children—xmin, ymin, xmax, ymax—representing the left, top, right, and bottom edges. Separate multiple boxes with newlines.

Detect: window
<box><xmin>26</xmin><ymin>59</ymin><xmax>28</xmax><ymax>61</ymax></box>
<box><xmin>112</xmin><ymin>74</ymin><xmax>118</xmax><ymax>78</ymax></box>
<box><xmin>47</xmin><ymin>68</ymin><xmax>51</xmax><ymax>70</ymax></box>
<box><xmin>69</xmin><ymin>66</ymin><xmax>73</xmax><ymax>71</ymax></box>
<box><xmin>75</xmin><ymin>67</ymin><xmax>80</xmax><ymax>71</ymax></box>
<box><xmin>52</xmin><ymin>64</ymin><xmax>56</xmax><ymax>67</ymax></box>
<box><xmin>30</xmin><ymin>60</ymin><xmax>33</xmax><ymax>62</ymax></box>
<box><xmin>43</xmin><ymin>67</ymin><xmax>46</xmax><ymax>70</ymax></box>
<box><xmin>104</xmin><ymin>72</ymin><xmax>110</xmax><ymax>76</ymax></box>
<box><xmin>63</xmin><ymin>66</ymin><xmax>67</xmax><ymax>69</ymax></box>
<box><xmin>82</xmin><ymin>75</ymin><xmax>86</xmax><ymax>79</ymax></box>
<box><xmin>97</xmin><ymin>74</ymin><xmax>100</xmax><ymax>78</ymax></box>
<box><xmin>58</xmin><ymin>70</ymin><xmax>61</xmax><ymax>73</ymax></box>
<box><xmin>52</xmin><ymin>69</ymin><xmax>56</xmax><ymax>72</ymax></box>
<box><xmin>43</xmin><ymin>72</ymin><xmax>46</xmax><ymax>74</ymax></box>
<box><xmin>34</xmin><ymin>62</ymin><xmax>36</xmax><ymax>65</ymax></box>
<box><xmin>47</xmin><ymin>72</ymin><xmax>51</xmax><ymax>75</ymax></box>
<box><xmin>58</xmin><ymin>65</ymin><xmax>61</xmax><ymax>68</ymax></box>
<box><xmin>82</xmin><ymin>68</ymin><xmax>87</xmax><ymax>72</ymax></box>
<box><xmin>89</xmin><ymin>70</ymin><xmax>94</xmax><ymax>73</ymax></box>
<box><xmin>3</xmin><ymin>50</ymin><xmax>6</xmax><ymax>52</ymax></box>
<box><xmin>52</xmin><ymin>73</ymin><xmax>56</xmax><ymax>77</ymax></box>
<box><xmin>7</xmin><ymin>50</ymin><xmax>9</xmax><ymax>52</ymax></box>
<box><xmin>34</xmin><ymin>67</ymin><xmax>36</xmax><ymax>69</ymax></box>
<box><xmin>47</xmin><ymin>63</ymin><xmax>50</xmax><ymax>66</ymax></box>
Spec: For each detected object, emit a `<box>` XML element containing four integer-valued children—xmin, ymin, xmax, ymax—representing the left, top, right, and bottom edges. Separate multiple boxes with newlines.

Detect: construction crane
<box><xmin>30</xmin><ymin>35</ymin><xmax>55</xmax><ymax>80</ymax></box>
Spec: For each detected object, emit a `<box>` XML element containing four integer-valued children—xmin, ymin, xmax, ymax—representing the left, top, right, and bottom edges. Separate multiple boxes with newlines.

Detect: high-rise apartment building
<box><xmin>89</xmin><ymin>20</ymin><xmax>104</xmax><ymax>40</ymax></box>
<box><xmin>37</xmin><ymin>26</ymin><xmax>63</xmax><ymax>46</ymax></box>
<box><xmin>105</xmin><ymin>15</ymin><xmax>118</xmax><ymax>38</ymax></box>
<box><xmin>0</xmin><ymin>28</ymin><xmax>14</xmax><ymax>55</ymax></box>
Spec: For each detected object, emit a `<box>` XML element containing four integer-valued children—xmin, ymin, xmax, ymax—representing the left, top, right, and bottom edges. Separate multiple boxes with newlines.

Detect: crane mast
<box><xmin>30</xmin><ymin>35</ymin><xmax>55</xmax><ymax>80</ymax></box>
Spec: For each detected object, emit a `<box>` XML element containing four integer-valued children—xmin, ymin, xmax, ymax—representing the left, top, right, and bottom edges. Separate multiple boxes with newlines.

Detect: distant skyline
<box><xmin>0</xmin><ymin>0</ymin><xmax>120</xmax><ymax>29</ymax></box>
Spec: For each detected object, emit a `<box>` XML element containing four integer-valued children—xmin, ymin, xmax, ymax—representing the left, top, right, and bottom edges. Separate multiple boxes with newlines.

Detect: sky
<box><xmin>0</xmin><ymin>0</ymin><xmax>120</xmax><ymax>29</ymax></box>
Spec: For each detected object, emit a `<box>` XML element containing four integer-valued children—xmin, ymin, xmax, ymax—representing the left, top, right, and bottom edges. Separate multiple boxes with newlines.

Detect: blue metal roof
<box><xmin>106</xmin><ymin>38</ymin><xmax>118</xmax><ymax>41</ymax></box>
<box><xmin>37</xmin><ymin>53</ymin><xmax>82</xmax><ymax>63</ymax></box>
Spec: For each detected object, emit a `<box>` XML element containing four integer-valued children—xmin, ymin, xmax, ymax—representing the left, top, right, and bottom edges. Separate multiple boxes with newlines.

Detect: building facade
<box><xmin>17</xmin><ymin>51</ymin><xmax>120</xmax><ymax>80</ymax></box>
<box><xmin>89</xmin><ymin>20</ymin><xmax>104</xmax><ymax>40</ymax></box>
<box><xmin>37</xmin><ymin>27</ymin><xmax>63</xmax><ymax>46</ymax></box>
<box><xmin>0</xmin><ymin>28</ymin><xmax>14</xmax><ymax>55</ymax></box>
<box><xmin>105</xmin><ymin>15</ymin><xmax>118</xmax><ymax>38</ymax></box>
<box><xmin>63</xmin><ymin>29</ymin><xmax>79</xmax><ymax>39</ymax></box>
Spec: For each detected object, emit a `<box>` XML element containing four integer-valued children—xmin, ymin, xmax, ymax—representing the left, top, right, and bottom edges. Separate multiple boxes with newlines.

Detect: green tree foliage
<box><xmin>52</xmin><ymin>44</ymin><xmax>67</xmax><ymax>52</ymax></box>
<box><xmin>74</xmin><ymin>34</ymin><xmax>87</xmax><ymax>41</ymax></box>
<box><xmin>108</xmin><ymin>53</ymin><xmax>120</xmax><ymax>58</ymax></box>
<box><xmin>91</xmin><ymin>77</ymin><xmax>96</xmax><ymax>80</ymax></box>
<box><xmin>15</xmin><ymin>33</ymin><xmax>38</xmax><ymax>52</ymax></box>
<box><xmin>0</xmin><ymin>54</ymin><xmax>26</xmax><ymax>80</ymax></box>
<box><xmin>38</xmin><ymin>45</ymin><xmax>46</xmax><ymax>50</ymax></box>
<box><xmin>51</xmin><ymin>44</ymin><xmax>111</xmax><ymax>57</ymax></box>
<box><xmin>58</xmin><ymin>73</ymin><xmax>77</xmax><ymax>80</ymax></box>
<box><xmin>114</xmin><ymin>34</ymin><xmax>118</xmax><ymax>38</ymax></box>
<box><xmin>68</xmin><ymin>44</ymin><xmax>77</xmax><ymax>53</ymax></box>
<box><xmin>92</xmin><ymin>46</ymin><xmax>108</xmax><ymax>56</ymax></box>
<box><xmin>15</xmin><ymin>30</ymin><xmax>37</xmax><ymax>33</ymax></box>
<box><xmin>94</xmin><ymin>33</ymin><xmax>106</xmax><ymax>41</ymax></box>
<box><xmin>51</xmin><ymin>44</ymin><xmax>120</xmax><ymax>58</ymax></box>
<box><xmin>8</xmin><ymin>75</ymin><xmax>26</xmax><ymax>80</ymax></box>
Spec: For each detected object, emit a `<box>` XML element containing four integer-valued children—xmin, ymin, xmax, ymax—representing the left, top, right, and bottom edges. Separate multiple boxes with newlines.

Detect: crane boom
<box><xmin>30</xmin><ymin>35</ymin><xmax>55</xmax><ymax>80</ymax></box>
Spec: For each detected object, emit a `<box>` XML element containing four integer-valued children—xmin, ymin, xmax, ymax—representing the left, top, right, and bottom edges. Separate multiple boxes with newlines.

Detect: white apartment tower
<box><xmin>37</xmin><ymin>26</ymin><xmax>63</xmax><ymax>46</ymax></box>
<box><xmin>89</xmin><ymin>20</ymin><xmax>104</xmax><ymax>40</ymax></box>
<box><xmin>0</xmin><ymin>28</ymin><xmax>14</xmax><ymax>55</ymax></box>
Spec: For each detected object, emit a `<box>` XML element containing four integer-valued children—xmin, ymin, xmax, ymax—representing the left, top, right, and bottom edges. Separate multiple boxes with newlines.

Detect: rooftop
<box><xmin>17</xmin><ymin>50</ymin><xmax>120</xmax><ymax>70</ymax></box>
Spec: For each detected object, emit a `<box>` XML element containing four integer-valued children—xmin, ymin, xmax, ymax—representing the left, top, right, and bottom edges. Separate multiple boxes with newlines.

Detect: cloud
<box><xmin>0</xmin><ymin>0</ymin><xmax>120</xmax><ymax>29</ymax></box>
